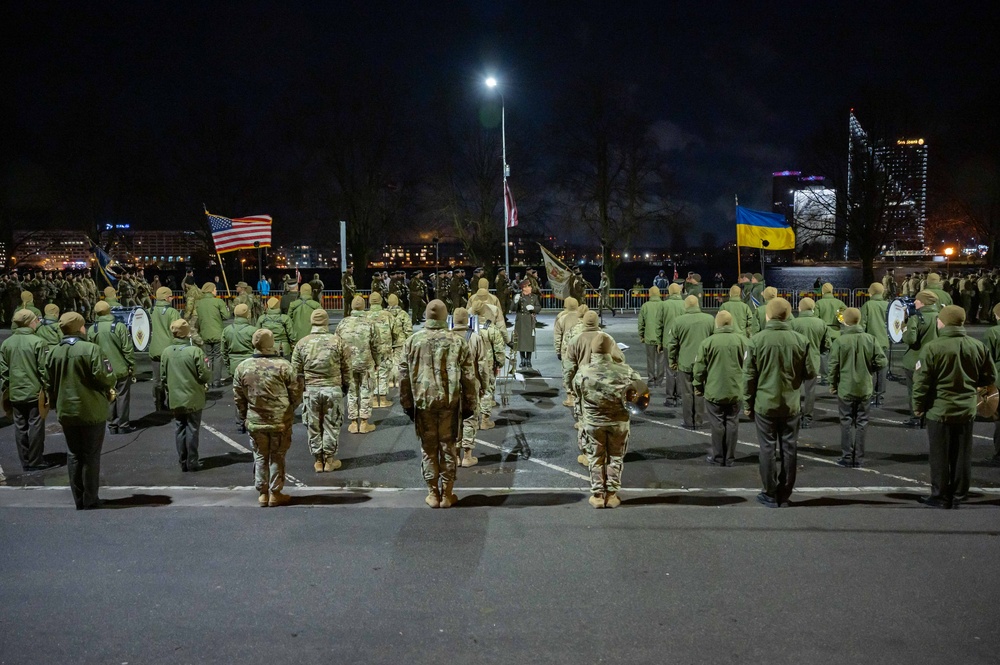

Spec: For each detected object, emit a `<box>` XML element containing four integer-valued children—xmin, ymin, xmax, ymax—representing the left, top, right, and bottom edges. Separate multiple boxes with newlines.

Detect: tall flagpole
<box><xmin>204</xmin><ymin>205</ymin><xmax>232</xmax><ymax>296</ymax></box>
<box><xmin>501</xmin><ymin>96</ymin><xmax>510</xmax><ymax>277</ymax></box>
<box><xmin>735</xmin><ymin>195</ymin><xmax>741</xmax><ymax>277</ymax></box>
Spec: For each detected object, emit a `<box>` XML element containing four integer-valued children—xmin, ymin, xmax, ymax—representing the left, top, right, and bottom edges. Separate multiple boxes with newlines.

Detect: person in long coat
<box><xmin>513</xmin><ymin>279</ymin><xmax>541</xmax><ymax>369</ymax></box>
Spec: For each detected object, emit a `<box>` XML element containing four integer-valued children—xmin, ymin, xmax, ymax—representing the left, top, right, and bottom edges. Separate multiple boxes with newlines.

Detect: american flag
<box><xmin>207</xmin><ymin>213</ymin><xmax>272</xmax><ymax>253</ymax></box>
<box><xmin>504</xmin><ymin>180</ymin><xmax>519</xmax><ymax>228</ymax></box>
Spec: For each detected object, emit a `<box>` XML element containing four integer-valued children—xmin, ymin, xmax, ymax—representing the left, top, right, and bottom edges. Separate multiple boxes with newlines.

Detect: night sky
<box><xmin>5</xmin><ymin>0</ymin><xmax>997</xmax><ymax>244</ymax></box>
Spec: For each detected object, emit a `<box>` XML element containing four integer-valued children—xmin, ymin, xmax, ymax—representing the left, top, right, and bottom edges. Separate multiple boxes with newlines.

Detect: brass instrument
<box><xmin>108</xmin><ymin>387</ymin><xmax>118</xmax><ymax>403</ymax></box>
<box><xmin>977</xmin><ymin>385</ymin><xmax>999</xmax><ymax>420</ymax></box>
<box><xmin>625</xmin><ymin>379</ymin><xmax>651</xmax><ymax>415</ymax></box>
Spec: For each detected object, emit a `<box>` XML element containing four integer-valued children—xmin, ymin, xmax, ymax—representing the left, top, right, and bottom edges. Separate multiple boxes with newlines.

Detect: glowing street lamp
<box><xmin>944</xmin><ymin>246</ymin><xmax>954</xmax><ymax>272</ymax></box>
<box><xmin>485</xmin><ymin>75</ymin><xmax>510</xmax><ymax>276</ymax></box>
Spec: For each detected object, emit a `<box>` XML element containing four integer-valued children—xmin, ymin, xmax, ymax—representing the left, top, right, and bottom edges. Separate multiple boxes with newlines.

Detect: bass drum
<box><xmin>886</xmin><ymin>297</ymin><xmax>915</xmax><ymax>344</ymax></box>
<box><xmin>111</xmin><ymin>306</ymin><xmax>151</xmax><ymax>352</ymax></box>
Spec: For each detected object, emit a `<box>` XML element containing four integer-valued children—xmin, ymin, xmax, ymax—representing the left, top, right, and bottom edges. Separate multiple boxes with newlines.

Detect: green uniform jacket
<box><xmin>256</xmin><ymin>310</ymin><xmax>294</xmax><ymax>348</ymax></box>
<box><xmin>719</xmin><ymin>298</ymin><xmax>753</xmax><ymax>338</ymax></box>
<box><xmin>827</xmin><ymin>326</ymin><xmax>887</xmax><ymax>399</ymax></box>
<box><xmin>912</xmin><ymin>326</ymin><xmax>995</xmax><ymax>423</ymax></box>
<box><xmin>983</xmin><ymin>323</ymin><xmax>1000</xmax><ymax>376</ymax></box>
<box><xmin>160</xmin><ymin>338</ymin><xmax>210</xmax><ymax>413</ymax></box>
<box><xmin>751</xmin><ymin>304</ymin><xmax>768</xmax><ymax>335</ymax></box>
<box><xmin>657</xmin><ymin>295</ymin><xmax>687</xmax><ymax>348</ymax></box>
<box><xmin>0</xmin><ymin>328</ymin><xmax>48</xmax><ymax>403</ymax></box>
<box><xmin>35</xmin><ymin>319</ymin><xmax>64</xmax><ymax>348</ymax></box>
<box><xmin>11</xmin><ymin>304</ymin><xmax>42</xmax><ymax>330</ymax></box>
<box><xmin>89</xmin><ymin>314</ymin><xmax>134</xmax><ymax>379</ymax></box>
<box><xmin>234</xmin><ymin>354</ymin><xmax>302</xmax><ymax>432</ymax></box>
<box><xmin>149</xmin><ymin>299</ymin><xmax>181</xmax><ymax>360</ymax></box>
<box><xmin>814</xmin><ymin>294</ymin><xmax>847</xmax><ymax>340</ymax></box>
<box><xmin>901</xmin><ymin>304</ymin><xmax>939</xmax><ymax>371</ymax></box>
<box><xmin>195</xmin><ymin>295</ymin><xmax>230</xmax><ymax>342</ymax></box>
<box><xmin>692</xmin><ymin>325</ymin><xmax>748</xmax><ymax>404</ymax></box>
<box><xmin>223</xmin><ymin>317</ymin><xmax>257</xmax><ymax>375</ymax></box>
<box><xmin>45</xmin><ymin>335</ymin><xmax>117</xmax><ymax>425</ymax></box>
<box><xmin>927</xmin><ymin>286</ymin><xmax>953</xmax><ymax>307</ymax></box>
<box><xmin>859</xmin><ymin>295</ymin><xmax>890</xmax><ymax>349</ymax></box>
<box><xmin>637</xmin><ymin>293</ymin><xmax>663</xmax><ymax>346</ymax></box>
<box><xmin>288</xmin><ymin>296</ymin><xmax>322</xmax><ymax>343</ymax></box>
<box><xmin>743</xmin><ymin>320</ymin><xmax>816</xmax><ymax>417</ymax></box>
<box><xmin>790</xmin><ymin>311</ymin><xmax>831</xmax><ymax>372</ymax></box>
<box><xmin>666</xmin><ymin>307</ymin><xmax>715</xmax><ymax>373</ymax></box>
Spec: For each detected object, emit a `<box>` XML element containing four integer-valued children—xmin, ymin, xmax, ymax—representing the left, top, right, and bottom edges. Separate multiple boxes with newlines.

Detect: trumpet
<box><xmin>107</xmin><ymin>387</ymin><xmax>118</xmax><ymax>403</ymax></box>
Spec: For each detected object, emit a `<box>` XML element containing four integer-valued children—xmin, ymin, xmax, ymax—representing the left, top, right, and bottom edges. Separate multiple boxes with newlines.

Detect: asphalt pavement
<box><xmin>2</xmin><ymin>313</ymin><xmax>999</xmax><ymax>664</ymax></box>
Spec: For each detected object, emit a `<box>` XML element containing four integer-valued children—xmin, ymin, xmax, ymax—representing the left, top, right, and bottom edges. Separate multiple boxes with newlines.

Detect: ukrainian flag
<box><xmin>736</xmin><ymin>206</ymin><xmax>795</xmax><ymax>250</ymax></box>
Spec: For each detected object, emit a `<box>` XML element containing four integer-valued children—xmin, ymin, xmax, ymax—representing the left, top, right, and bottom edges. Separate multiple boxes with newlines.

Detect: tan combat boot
<box><xmin>439</xmin><ymin>483</ymin><xmax>457</xmax><ymax>509</ymax></box>
<box><xmin>268</xmin><ymin>491</ymin><xmax>291</xmax><ymax>507</ymax></box>
<box><xmin>324</xmin><ymin>457</ymin><xmax>342</xmax><ymax>472</ymax></box>
<box><xmin>348</xmin><ymin>420</ymin><xmax>359</xmax><ymax>433</ymax></box>
<box><xmin>461</xmin><ymin>450</ymin><xmax>479</xmax><ymax>467</ymax></box>
<box><xmin>425</xmin><ymin>489</ymin><xmax>441</xmax><ymax>509</ymax></box>
<box><xmin>605</xmin><ymin>493</ymin><xmax>621</xmax><ymax>509</ymax></box>
<box><xmin>479</xmin><ymin>416</ymin><xmax>495</xmax><ymax>430</ymax></box>
<box><xmin>562</xmin><ymin>395</ymin><xmax>574</xmax><ymax>408</ymax></box>
<box><xmin>314</xmin><ymin>454</ymin><xmax>325</xmax><ymax>473</ymax></box>
<box><xmin>588</xmin><ymin>494</ymin><xmax>605</xmax><ymax>509</ymax></box>
<box><xmin>577</xmin><ymin>454</ymin><xmax>589</xmax><ymax>466</ymax></box>
<box><xmin>379</xmin><ymin>396</ymin><xmax>393</xmax><ymax>408</ymax></box>
<box><xmin>258</xmin><ymin>492</ymin><xmax>269</xmax><ymax>507</ymax></box>
<box><xmin>359</xmin><ymin>419</ymin><xmax>376</xmax><ymax>433</ymax></box>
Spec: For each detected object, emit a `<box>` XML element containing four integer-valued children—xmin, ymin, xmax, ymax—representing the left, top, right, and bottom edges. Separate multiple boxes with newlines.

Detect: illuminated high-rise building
<box><xmin>772</xmin><ymin>171</ymin><xmax>836</xmax><ymax>253</ymax></box>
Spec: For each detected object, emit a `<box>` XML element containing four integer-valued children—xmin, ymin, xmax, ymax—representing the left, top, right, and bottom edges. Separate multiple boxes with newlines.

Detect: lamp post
<box><xmin>486</xmin><ymin>76</ymin><xmax>510</xmax><ymax>277</ymax></box>
<box><xmin>944</xmin><ymin>246</ymin><xmax>954</xmax><ymax>274</ymax></box>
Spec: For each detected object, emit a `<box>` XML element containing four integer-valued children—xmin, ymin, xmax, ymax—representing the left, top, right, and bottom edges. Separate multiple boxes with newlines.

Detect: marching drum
<box><xmin>886</xmin><ymin>297</ymin><xmax>916</xmax><ymax>344</ymax></box>
<box><xmin>447</xmin><ymin>314</ymin><xmax>479</xmax><ymax>332</ymax></box>
<box><xmin>111</xmin><ymin>306</ymin><xmax>151</xmax><ymax>352</ymax></box>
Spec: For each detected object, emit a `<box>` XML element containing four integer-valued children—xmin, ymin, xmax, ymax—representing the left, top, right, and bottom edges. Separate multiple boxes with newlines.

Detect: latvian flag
<box><xmin>504</xmin><ymin>180</ymin><xmax>519</xmax><ymax>228</ymax></box>
<box><xmin>207</xmin><ymin>212</ymin><xmax>272</xmax><ymax>253</ymax></box>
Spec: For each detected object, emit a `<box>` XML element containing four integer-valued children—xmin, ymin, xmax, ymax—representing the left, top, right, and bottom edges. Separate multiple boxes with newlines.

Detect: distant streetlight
<box><xmin>485</xmin><ymin>75</ymin><xmax>510</xmax><ymax>277</ymax></box>
<box><xmin>240</xmin><ymin>257</ymin><xmax>246</xmax><ymax>280</ymax></box>
<box><xmin>944</xmin><ymin>246</ymin><xmax>954</xmax><ymax>272</ymax></box>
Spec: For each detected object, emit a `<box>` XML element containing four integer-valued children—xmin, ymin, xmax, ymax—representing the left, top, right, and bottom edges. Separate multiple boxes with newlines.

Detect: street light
<box><xmin>485</xmin><ymin>76</ymin><xmax>510</xmax><ymax>277</ymax></box>
<box><xmin>944</xmin><ymin>246</ymin><xmax>954</xmax><ymax>273</ymax></box>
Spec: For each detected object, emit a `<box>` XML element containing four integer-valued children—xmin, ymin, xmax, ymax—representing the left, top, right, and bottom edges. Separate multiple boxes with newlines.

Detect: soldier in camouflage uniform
<box><xmin>366</xmin><ymin>292</ymin><xmax>396</xmax><ymax>408</ymax></box>
<box><xmin>257</xmin><ymin>297</ymin><xmax>294</xmax><ymax>357</ymax></box>
<box><xmin>399</xmin><ymin>300</ymin><xmax>478</xmax><ymax>508</ymax></box>
<box><xmin>409</xmin><ymin>270</ymin><xmax>427</xmax><ymax>325</ymax></box>
<box><xmin>292</xmin><ymin>308</ymin><xmax>350</xmax><ymax>473</ymax></box>
<box><xmin>565</xmin><ymin>310</ymin><xmax>624</xmax><ymax>464</ymax></box>
<box><xmin>452</xmin><ymin>308</ymin><xmax>490</xmax><ymax>467</ymax></box>
<box><xmin>341</xmin><ymin>267</ymin><xmax>356</xmax><ymax>318</ymax></box>
<box><xmin>309</xmin><ymin>273</ymin><xmax>325</xmax><ymax>297</ymax></box>
<box><xmin>234</xmin><ymin>329</ymin><xmax>302</xmax><ymax>507</ymax></box>
<box><xmin>572</xmin><ymin>333</ymin><xmax>641</xmax><ymax>508</ymax></box>
<box><xmin>370</xmin><ymin>273</ymin><xmax>385</xmax><ymax>300</ymax></box>
<box><xmin>232</xmin><ymin>282</ymin><xmax>262</xmax><ymax>322</ymax></box>
<box><xmin>386</xmin><ymin>294</ymin><xmax>413</xmax><ymax>387</ymax></box>
<box><xmin>335</xmin><ymin>295</ymin><xmax>379</xmax><ymax>433</ymax></box>
<box><xmin>468</xmin><ymin>302</ymin><xmax>508</xmax><ymax>430</ymax></box>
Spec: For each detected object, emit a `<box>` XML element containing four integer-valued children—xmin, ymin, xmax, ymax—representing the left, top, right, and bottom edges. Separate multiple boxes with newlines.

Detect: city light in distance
<box><xmin>485</xmin><ymin>77</ymin><xmax>497</xmax><ymax>88</ymax></box>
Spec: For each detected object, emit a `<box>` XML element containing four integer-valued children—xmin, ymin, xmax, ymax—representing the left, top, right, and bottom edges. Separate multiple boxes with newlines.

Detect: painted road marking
<box><xmin>474</xmin><ymin>438</ymin><xmax>591</xmax><ymax>482</ymax></box>
<box><xmin>201</xmin><ymin>423</ymin><xmax>306</xmax><ymax>488</ymax></box>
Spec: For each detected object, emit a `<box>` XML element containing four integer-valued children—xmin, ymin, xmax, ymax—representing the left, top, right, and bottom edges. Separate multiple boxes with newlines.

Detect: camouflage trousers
<box><xmin>561</xmin><ymin>358</ymin><xmax>576</xmax><ymax>396</ymax></box>
<box><xmin>302</xmin><ymin>386</ymin><xmax>344</xmax><ymax>456</ymax></box>
<box><xmin>372</xmin><ymin>346</ymin><xmax>393</xmax><ymax>396</ymax></box>
<box><xmin>415</xmin><ymin>408</ymin><xmax>461</xmax><ymax>492</ymax></box>
<box><xmin>347</xmin><ymin>368</ymin><xmax>373</xmax><ymax>420</ymax></box>
<box><xmin>390</xmin><ymin>346</ymin><xmax>404</xmax><ymax>385</ymax></box>
<box><xmin>582</xmin><ymin>423</ymin><xmax>630</xmax><ymax>496</ymax></box>
<box><xmin>250</xmin><ymin>428</ymin><xmax>292</xmax><ymax>494</ymax></box>
<box><xmin>480</xmin><ymin>374</ymin><xmax>496</xmax><ymax>420</ymax></box>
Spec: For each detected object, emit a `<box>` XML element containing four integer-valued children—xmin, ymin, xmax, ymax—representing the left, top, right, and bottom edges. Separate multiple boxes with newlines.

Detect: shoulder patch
<box><xmin>914</xmin><ymin>360</ymin><xmax>922</xmax><ymax>371</ymax></box>
<box><xmin>103</xmin><ymin>358</ymin><xmax>114</xmax><ymax>374</ymax></box>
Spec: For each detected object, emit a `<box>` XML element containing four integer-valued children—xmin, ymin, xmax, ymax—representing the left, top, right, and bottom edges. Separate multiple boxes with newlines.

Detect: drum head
<box><xmin>887</xmin><ymin>299</ymin><xmax>907</xmax><ymax>343</ymax></box>
<box><xmin>130</xmin><ymin>308</ymin><xmax>150</xmax><ymax>351</ymax></box>
<box><xmin>977</xmin><ymin>385</ymin><xmax>999</xmax><ymax>420</ymax></box>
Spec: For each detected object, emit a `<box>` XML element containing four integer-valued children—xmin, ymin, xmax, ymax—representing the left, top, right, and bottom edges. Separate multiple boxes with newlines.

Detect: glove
<box><xmin>557</xmin><ymin>354</ymin><xmax>562</xmax><ymax>361</ymax></box>
<box><xmin>829</xmin><ymin>386</ymin><xmax>837</xmax><ymax>395</ymax></box>
<box><xmin>914</xmin><ymin>410</ymin><xmax>924</xmax><ymax>418</ymax></box>
<box><xmin>526</xmin><ymin>305</ymin><xmax>534</xmax><ymax>312</ymax></box>
<box><xmin>743</xmin><ymin>408</ymin><xmax>753</xmax><ymax>418</ymax></box>
<box><xmin>694</xmin><ymin>389</ymin><xmax>703</xmax><ymax>397</ymax></box>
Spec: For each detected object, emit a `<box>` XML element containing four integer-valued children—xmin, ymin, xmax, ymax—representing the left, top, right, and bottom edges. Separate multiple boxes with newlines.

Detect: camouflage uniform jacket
<box><xmin>233</xmin><ymin>353</ymin><xmax>302</xmax><ymax>432</ymax></box>
<box><xmin>453</xmin><ymin>328</ymin><xmax>490</xmax><ymax>396</ymax></box>
<box><xmin>408</xmin><ymin>279</ymin><xmax>426</xmax><ymax>308</ymax></box>
<box><xmin>335</xmin><ymin>310</ymin><xmax>379</xmax><ymax>371</ymax></box>
<box><xmin>572</xmin><ymin>354</ymin><xmax>640</xmax><ymax>426</ymax></box>
<box><xmin>565</xmin><ymin>326</ymin><xmax>624</xmax><ymax>386</ymax></box>
<box><xmin>291</xmin><ymin>327</ymin><xmax>350</xmax><ymax>389</ymax></box>
<box><xmin>554</xmin><ymin>308</ymin><xmax>582</xmax><ymax>355</ymax></box>
<box><xmin>478</xmin><ymin>320</ymin><xmax>509</xmax><ymax>372</ymax></box>
<box><xmin>388</xmin><ymin>305</ymin><xmax>413</xmax><ymax>348</ymax></box>
<box><xmin>399</xmin><ymin>319</ymin><xmax>478</xmax><ymax>415</ymax></box>
<box><xmin>366</xmin><ymin>304</ymin><xmax>395</xmax><ymax>353</ymax></box>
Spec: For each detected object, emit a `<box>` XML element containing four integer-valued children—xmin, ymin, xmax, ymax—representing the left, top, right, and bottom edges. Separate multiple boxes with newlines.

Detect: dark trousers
<box><xmin>174</xmin><ymin>410</ymin><xmax>202</xmax><ymax>469</ymax></box>
<box><xmin>664</xmin><ymin>366</ymin><xmax>679</xmax><ymax>402</ymax></box>
<box><xmin>12</xmin><ymin>401</ymin><xmax>45</xmax><ymax>469</ymax></box>
<box><xmin>754</xmin><ymin>413</ymin><xmax>800</xmax><ymax>504</ymax></box>
<box><xmin>993</xmin><ymin>422</ymin><xmax>1000</xmax><ymax>460</ymax></box>
<box><xmin>678</xmin><ymin>371</ymin><xmax>705</xmax><ymax>428</ymax></box>
<box><xmin>926</xmin><ymin>419</ymin><xmax>973</xmax><ymax>505</ymax></box>
<box><xmin>872</xmin><ymin>366</ymin><xmax>887</xmax><ymax>400</ymax></box>
<box><xmin>800</xmin><ymin>378</ymin><xmax>817</xmax><ymax>422</ymax></box>
<box><xmin>904</xmin><ymin>369</ymin><xmax>916</xmax><ymax>417</ymax></box>
<box><xmin>645</xmin><ymin>344</ymin><xmax>664</xmax><ymax>385</ymax></box>
<box><xmin>62</xmin><ymin>422</ymin><xmax>105</xmax><ymax>509</ymax></box>
<box><xmin>151</xmin><ymin>359</ymin><xmax>166</xmax><ymax>410</ymax></box>
<box><xmin>705</xmin><ymin>400</ymin><xmax>739</xmax><ymax>465</ymax></box>
<box><xmin>838</xmin><ymin>396</ymin><xmax>870</xmax><ymax>464</ymax></box>
<box><xmin>108</xmin><ymin>376</ymin><xmax>131</xmax><ymax>429</ymax></box>
<box><xmin>204</xmin><ymin>341</ymin><xmax>223</xmax><ymax>384</ymax></box>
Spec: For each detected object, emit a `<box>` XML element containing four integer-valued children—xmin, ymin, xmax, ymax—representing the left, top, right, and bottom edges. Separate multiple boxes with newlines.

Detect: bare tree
<box><xmin>949</xmin><ymin>157</ymin><xmax>1000</xmax><ymax>265</ymax></box>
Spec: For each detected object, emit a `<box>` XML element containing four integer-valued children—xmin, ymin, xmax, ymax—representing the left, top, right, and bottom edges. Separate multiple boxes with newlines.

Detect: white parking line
<box><xmin>474</xmin><ymin>438</ymin><xmax>590</xmax><ymax>482</ymax></box>
<box><xmin>201</xmin><ymin>423</ymin><xmax>306</xmax><ymax>488</ymax></box>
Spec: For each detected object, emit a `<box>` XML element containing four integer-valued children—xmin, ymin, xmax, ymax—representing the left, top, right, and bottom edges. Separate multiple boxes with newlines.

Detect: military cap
<box><xmin>452</xmin><ymin>307</ymin><xmax>470</xmax><ymax>329</ymax></box>
<box><xmin>765</xmin><ymin>297</ymin><xmax>792</xmax><ymax>321</ymax></box>
<box><xmin>412</xmin><ymin>270</ymin><xmax>423</xmax><ymax>277</ymax></box>
<box><xmin>233</xmin><ymin>304</ymin><xmax>250</xmax><ymax>318</ymax></box>
<box><xmin>582</xmin><ymin>310</ymin><xmax>599</xmax><ymax>327</ymax></box>
<box><xmin>667</xmin><ymin>283</ymin><xmax>682</xmax><ymax>295</ymax></box>
<box><xmin>58</xmin><ymin>312</ymin><xmax>86</xmax><ymax>334</ymax></box>
<box><xmin>94</xmin><ymin>301</ymin><xmax>111</xmax><ymax>315</ymax></box>
<box><xmin>915</xmin><ymin>290</ymin><xmax>937</xmax><ymax>305</ymax></box>
<box><xmin>300</xmin><ymin>283</ymin><xmax>312</xmax><ymax>296</ymax></box>
<box><xmin>821</xmin><ymin>283</ymin><xmax>834</xmax><ymax>294</ymax></box>
<box><xmin>689</xmin><ymin>273</ymin><xmax>701</xmax><ymax>282</ymax></box>
<box><xmin>370</xmin><ymin>292</ymin><xmax>382</xmax><ymax>305</ymax></box>
<box><xmin>351</xmin><ymin>295</ymin><xmax>365</xmax><ymax>310</ymax></box>
<box><xmin>425</xmin><ymin>299</ymin><xmax>447</xmax><ymax>321</ymax></box>
<box><xmin>715</xmin><ymin>310</ymin><xmax>733</xmax><ymax>327</ymax></box>
<box><xmin>310</xmin><ymin>308</ymin><xmax>329</xmax><ymax>325</ymax></box>
<box><xmin>20</xmin><ymin>291</ymin><xmax>33</xmax><ymax>303</ymax></box>
<box><xmin>156</xmin><ymin>287</ymin><xmax>173</xmax><ymax>300</ymax></box>
<box><xmin>648</xmin><ymin>286</ymin><xmax>661</xmax><ymax>298</ymax></box>
<box><xmin>842</xmin><ymin>307</ymin><xmax>861</xmax><ymax>326</ymax></box>
<box><xmin>44</xmin><ymin>304</ymin><xmax>60</xmax><ymax>319</ymax></box>
<box><xmin>752</xmin><ymin>273</ymin><xmax>764</xmax><ymax>281</ymax></box>
<box><xmin>938</xmin><ymin>305</ymin><xmax>965</xmax><ymax>326</ymax></box>
<box><xmin>267</xmin><ymin>297</ymin><xmax>279</xmax><ymax>309</ymax></box>
<box><xmin>12</xmin><ymin>309</ymin><xmax>37</xmax><ymax>326</ymax></box>
<box><xmin>387</xmin><ymin>294</ymin><xmax>399</xmax><ymax>307</ymax></box>
<box><xmin>201</xmin><ymin>282</ymin><xmax>217</xmax><ymax>294</ymax></box>
<box><xmin>519</xmin><ymin>279</ymin><xmax>531</xmax><ymax>287</ymax></box>
<box><xmin>236</xmin><ymin>281</ymin><xmax>249</xmax><ymax>289</ymax></box>
<box><xmin>869</xmin><ymin>282</ymin><xmax>884</xmax><ymax>295</ymax></box>
<box><xmin>170</xmin><ymin>318</ymin><xmax>191</xmax><ymax>338</ymax></box>
<box><xmin>252</xmin><ymin>328</ymin><xmax>275</xmax><ymax>351</ymax></box>
<box><xmin>591</xmin><ymin>333</ymin><xmax>615</xmax><ymax>355</ymax></box>
<box><xmin>798</xmin><ymin>297</ymin><xmax>816</xmax><ymax>311</ymax></box>
<box><xmin>573</xmin><ymin>266</ymin><xmax>582</xmax><ymax>273</ymax></box>
<box><xmin>103</xmin><ymin>286</ymin><xmax>116</xmax><ymax>298</ymax></box>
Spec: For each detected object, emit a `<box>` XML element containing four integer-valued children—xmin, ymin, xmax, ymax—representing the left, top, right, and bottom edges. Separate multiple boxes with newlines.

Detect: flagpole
<box><xmin>205</xmin><ymin>206</ymin><xmax>232</xmax><ymax>296</ymax></box>
<box><xmin>735</xmin><ymin>195</ymin><xmax>741</xmax><ymax>278</ymax></box>
<box><xmin>501</xmin><ymin>97</ymin><xmax>510</xmax><ymax>278</ymax></box>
